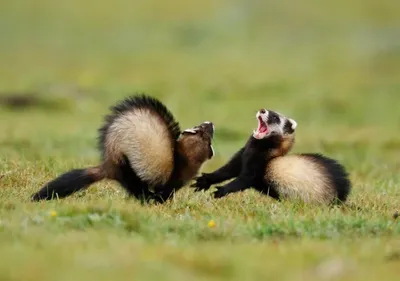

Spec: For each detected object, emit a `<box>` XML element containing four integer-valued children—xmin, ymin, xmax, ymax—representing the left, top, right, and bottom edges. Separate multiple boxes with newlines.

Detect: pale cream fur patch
<box><xmin>104</xmin><ymin>108</ymin><xmax>174</xmax><ymax>186</ymax></box>
<box><xmin>266</xmin><ymin>155</ymin><xmax>335</xmax><ymax>204</ymax></box>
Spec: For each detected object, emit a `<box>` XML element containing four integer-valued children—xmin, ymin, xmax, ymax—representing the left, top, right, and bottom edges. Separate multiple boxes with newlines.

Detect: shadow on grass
<box><xmin>0</xmin><ymin>91</ymin><xmax>78</xmax><ymax>112</ymax></box>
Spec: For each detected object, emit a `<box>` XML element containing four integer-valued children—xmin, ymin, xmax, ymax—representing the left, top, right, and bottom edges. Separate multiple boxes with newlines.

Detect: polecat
<box><xmin>191</xmin><ymin>109</ymin><xmax>351</xmax><ymax>205</ymax></box>
<box><xmin>31</xmin><ymin>94</ymin><xmax>215</xmax><ymax>203</ymax></box>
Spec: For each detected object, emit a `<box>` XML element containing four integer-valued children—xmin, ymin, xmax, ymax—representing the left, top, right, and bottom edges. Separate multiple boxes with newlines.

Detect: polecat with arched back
<box><xmin>31</xmin><ymin>94</ymin><xmax>215</xmax><ymax>203</ymax></box>
<box><xmin>191</xmin><ymin>109</ymin><xmax>351</xmax><ymax>205</ymax></box>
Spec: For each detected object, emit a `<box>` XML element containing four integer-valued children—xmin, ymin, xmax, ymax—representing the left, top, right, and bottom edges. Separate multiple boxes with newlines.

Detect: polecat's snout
<box><xmin>256</xmin><ymin>109</ymin><xmax>269</xmax><ymax>122</ymax></box>
<box><xmin>200</xmin><ymin>121</ymin><xmax>214</xmax><ymax>138</ymax></box>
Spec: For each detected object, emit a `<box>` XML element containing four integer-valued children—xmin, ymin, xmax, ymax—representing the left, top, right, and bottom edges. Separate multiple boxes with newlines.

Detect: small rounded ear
<box><xmin>289</xmin><ymin>118</ymin><xmax>297</xmax><ymax>130</ymax></box>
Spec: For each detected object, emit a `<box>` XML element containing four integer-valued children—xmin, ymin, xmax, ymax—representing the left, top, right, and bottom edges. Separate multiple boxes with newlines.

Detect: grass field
<box><xmin>0</xmin><ymin>0</ymin><xmax>399</xmax><ymax>280</ymax></box>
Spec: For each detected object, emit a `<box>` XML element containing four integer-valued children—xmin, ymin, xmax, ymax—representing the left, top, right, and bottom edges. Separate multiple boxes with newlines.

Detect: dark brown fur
<box><xmin>175</xmin><ymin>130</ymin><xmax>213</xmax><ymax>184</ymax></box>
<box><xmin>31</xmin><ymin>94</ymin><xmax>214</xmax><ymax>203</ymax></box>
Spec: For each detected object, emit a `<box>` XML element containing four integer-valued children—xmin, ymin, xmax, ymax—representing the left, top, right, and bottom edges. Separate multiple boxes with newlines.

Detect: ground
<box><xmin>0</xmin><ymin>1</ymin><xmax>399</xmax><ymax>280</ymax></box>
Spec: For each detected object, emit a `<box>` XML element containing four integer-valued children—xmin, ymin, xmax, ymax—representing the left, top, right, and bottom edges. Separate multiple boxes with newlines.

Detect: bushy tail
<box><xmin>31</xmin><ymin>166</ymin><xmax>105</xmax><ymax>201</ymax></box>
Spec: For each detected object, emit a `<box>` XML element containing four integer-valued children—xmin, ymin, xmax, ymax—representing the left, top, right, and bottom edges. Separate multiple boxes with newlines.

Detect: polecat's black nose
<box><xmin>259</xmin><ymin>109</ymin><xmax>266</xmax><ymax>114</ymax></box>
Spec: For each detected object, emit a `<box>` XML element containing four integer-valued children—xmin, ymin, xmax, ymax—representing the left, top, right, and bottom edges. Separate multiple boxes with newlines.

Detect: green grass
<box><xmin>1</xmin><ymin>0</ymin><xmax>400</xmax><ymax>280</ymax></box>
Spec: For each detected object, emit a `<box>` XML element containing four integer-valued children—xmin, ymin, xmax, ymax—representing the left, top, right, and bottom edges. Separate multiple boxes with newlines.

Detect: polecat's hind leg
<box><xmin>254</xmin><ymin>180</ymin><xmax>281</xmax><ymax>200</ymax></box>
<box><xmin>150</xmin><ymin>179</ymin><xmax>184</xmax><ymax>204</ymax></box>
<box><xmin>116</xmin><ymin>155</ymin><xmax>153</xmax><ymax>203</ymax></box>
<box><xmin>151</xmin><ymin>188</ymin><xmax>174</xmax><ymax>204</ymax></box>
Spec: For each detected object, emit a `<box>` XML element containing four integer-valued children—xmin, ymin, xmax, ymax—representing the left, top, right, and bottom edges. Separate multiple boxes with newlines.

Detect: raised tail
<box><xmin>31</xmin><ymin>166</ymin><xmax>105</xmax><ymax>201</ymax></box>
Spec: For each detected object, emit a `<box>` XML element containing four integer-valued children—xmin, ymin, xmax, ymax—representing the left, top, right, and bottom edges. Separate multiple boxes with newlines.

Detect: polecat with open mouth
<box><xmin>31</xmin><ymin>94</ymin><xmax>215</xmax><ymax>203</ymax></box>
<box><xmin>191</xmin><ymin>109</ymin><xmax>351</xmax><ymax>205</ymax></box>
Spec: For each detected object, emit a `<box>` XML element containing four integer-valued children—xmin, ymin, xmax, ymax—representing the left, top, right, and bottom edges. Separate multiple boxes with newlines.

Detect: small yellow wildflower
<box><xmin>208</xmin><ymin>220</ymin><xmax>216</xmax><ymax>228</ymax></box>
<box><xmin>49</xmin><ymin>211</ymin><xmax>57</xmax><ymax>217</ymax></box>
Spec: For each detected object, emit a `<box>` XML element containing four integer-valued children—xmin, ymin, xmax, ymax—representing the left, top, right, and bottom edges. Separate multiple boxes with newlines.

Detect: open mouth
<box><xmin>253</xmin><ymin>115</ymin><xmax>269</xmax><ymax>139</ymax></box>
<box><xmin>257</xmin><ymin>116</ymin><xmax>268</xmax><ymax>134</ymax></box>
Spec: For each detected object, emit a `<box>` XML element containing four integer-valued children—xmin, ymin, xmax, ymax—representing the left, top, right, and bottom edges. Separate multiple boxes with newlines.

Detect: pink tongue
<box><xmin>259</xmin><ymin>126</ymin><xmax>268</xmax><ymax>133</ymax></box>
<box><xmin>256</xmin><ymin>116</ymin><xmax>268</xmax><ymax>136</ymax></box>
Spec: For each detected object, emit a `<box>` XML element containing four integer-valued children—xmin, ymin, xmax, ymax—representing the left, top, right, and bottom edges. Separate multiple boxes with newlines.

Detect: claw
<box><xmin>213</xmin><ymin>186</ymin><xmax>225</xmax><ymax>198</ymax></box>
<box><xmin>189</xmin><ymin>173</ymin><xmax>213</xmax><ymax>192</ymax></box>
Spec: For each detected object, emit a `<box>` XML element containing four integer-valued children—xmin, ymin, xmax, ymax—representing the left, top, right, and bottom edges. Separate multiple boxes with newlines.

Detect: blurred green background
<box><xmin>1</xmin><ymin>0</ymin><xmax>399</xmax><ymax>157</ymax></box>
<box><xmin>0</xmin><ymin>1</ymin><xmax>399</xmax><ymax>280</ymax></box>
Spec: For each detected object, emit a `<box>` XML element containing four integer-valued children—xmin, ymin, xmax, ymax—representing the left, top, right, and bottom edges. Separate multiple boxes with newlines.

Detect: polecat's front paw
<box><xmin>190</xmin><ymin>173</ymin><xmax>213</xmax><ymax>192</ymax></box>
<box><xmin>212</xmin><ymin>186</ymin><xmax>227</xmax><ymax>198</ymax></box>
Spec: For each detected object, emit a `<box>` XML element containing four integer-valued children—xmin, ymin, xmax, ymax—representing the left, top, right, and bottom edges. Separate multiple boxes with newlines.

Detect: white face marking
<box><xmin>183</xmin><ymin>129</ymin><xmax>197</xmax><ymax>134</ymax></box>
<box><xmin>255</xmin><ymin>110</ymin><xmax>269</xmax><ymax>121</ymax></box>
<box><xmin>289</xmin><ymin>118</ymin><xmax>297</xmax><ymax>130</ymax></box>
<box><xmin>279</xmin><ymin>116</ymin><xmax>284</xmax><ymax>125</ymax></box>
